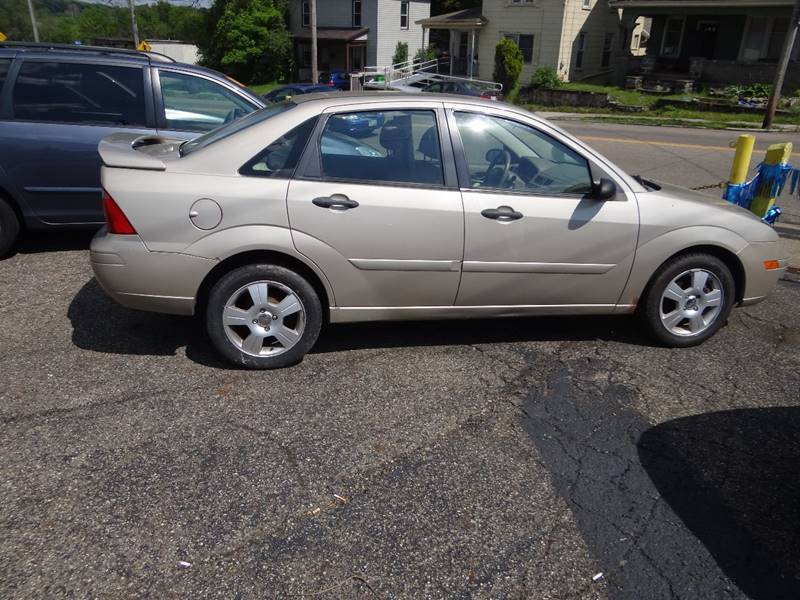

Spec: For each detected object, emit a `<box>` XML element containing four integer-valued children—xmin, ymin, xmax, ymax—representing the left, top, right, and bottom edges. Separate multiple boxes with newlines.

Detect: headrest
<box><xmin>379</xmin><ymin>117</ymin><xmax>412</xmax><ymax>153</ymax></box>
<box><xmin>418</xmin><ymin>126</ymin><xmax>440</xmax><ymax>159</ymax></box>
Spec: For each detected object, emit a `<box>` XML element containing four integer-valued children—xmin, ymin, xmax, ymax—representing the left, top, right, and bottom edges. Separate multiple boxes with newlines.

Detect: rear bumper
<box><xmin>90</xmin><ymin>228</ymin><xmax>217</xmax><ymax>316</ymax></box>
<box><xmin>737</xmin><ymin>241</ymin><xmax>787</xmax><ymax>307</ymax></box>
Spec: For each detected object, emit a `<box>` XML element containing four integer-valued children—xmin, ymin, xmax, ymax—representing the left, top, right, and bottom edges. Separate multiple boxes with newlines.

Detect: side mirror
<box><xmin>593</xmin><ymin>177</ymin><xmax>617</xmax><ymax>201</ymax></box>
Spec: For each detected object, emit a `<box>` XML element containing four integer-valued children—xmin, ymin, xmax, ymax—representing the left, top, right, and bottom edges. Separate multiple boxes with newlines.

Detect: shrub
<box><xmin>414</xmin><ymin>46</ymin><xmax>437</xmax><ymax>63</ymax></box>
<box><xmin>392</xmin><ymin>41</ymin><xmax>408</xmax><ymax>66</ymax></box>
<box><xmin>530</xmin><ymin>66</ymin><xmax>562</xmax><ymax>89</ymax></box>
<box><xmin>493</xmin><ymin>38</ymin><xmax>523</xmax><ymax>96</ymax></box>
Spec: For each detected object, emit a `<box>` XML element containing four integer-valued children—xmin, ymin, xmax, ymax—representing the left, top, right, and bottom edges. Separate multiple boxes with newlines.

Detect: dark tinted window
<box><xmin>0</xmin><ymin>59</ymin><xmax>10</xmax><ymax>92</ymax></box>
<box><xmin>320</xmin><ymin>110</ymin><xmax>443</xmax><ymax>186</ymax></box>
<box><xmin>12</xmin><ymin>61</ymin><xmax>146</xmax><ymax>126</ymax></box>
<box><xmin>240</xmin><ymin>117</ymin><xmax>317</xmax><ymax>178</ymax></box>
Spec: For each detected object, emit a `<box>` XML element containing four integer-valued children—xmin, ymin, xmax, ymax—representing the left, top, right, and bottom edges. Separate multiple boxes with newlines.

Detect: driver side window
<box><xmin>453</xmin><ymin>112</ymin><xmax>593</xmax><ymax>195</ymax></box>
<box><xmin>159</xmin><ymin>70</ymin><xmax>255</xmax><ymax>132</ymax></box>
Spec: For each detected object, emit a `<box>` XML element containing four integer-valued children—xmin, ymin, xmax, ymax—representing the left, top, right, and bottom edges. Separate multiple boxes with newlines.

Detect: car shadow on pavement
<box><xmin>69</xmin><ymin>277</ymin><xmax>652</xmax><ymax>364</ymax></box>
<box><xmin>639</xmin><ymin>408</ymin><xmax>800</xmax><ymax>600</ymax></box>
<box><xmin>68</xmin><ymin>278</ymin><xmax>227</xmax><ymax>366</ymax></box>
<box><xmin>312</xmin><ymin>314</ymin><xmax>650</xmax><ymax>352</ymax></box>
<box><xmin>13</xmin><ymin>229</ymin><xmax>97</xmax><ymax>255</ymax></box>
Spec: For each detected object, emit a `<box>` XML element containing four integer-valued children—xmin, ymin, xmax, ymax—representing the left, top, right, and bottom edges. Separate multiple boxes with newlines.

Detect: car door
<box><xmin>154</xmin><ymin>68</ymin><xmax>261</xmax><ymax>142</ymax></box>
<box><xmin>448</xmin><ymin>106</ymin><xmax>639</xmax><ymax>309</ymax></box>
<box><xmin>287</xmin><ymin>103</ymin><xmax>464</xmax><ymax>309</ymax></box>
<box><xmin>0</xmin><ymin>58</ymin><xmax>155</xmax><ymax>224</ymax></box>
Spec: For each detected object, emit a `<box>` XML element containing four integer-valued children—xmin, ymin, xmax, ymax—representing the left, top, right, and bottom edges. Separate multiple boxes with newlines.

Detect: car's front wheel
<box><xmin>206</xmin><ymin>264</ymin><xmax>322</xmax><ymax>369</ymax></box>
<box><xmin>640</xmin><ymin>253</ymin><xmax>735</xmax><ymax>347</ymax></box>
<box><xmin>0</xmin><ymin>197</ymin><xmax>21</xmax><ymax>258</ymax></box>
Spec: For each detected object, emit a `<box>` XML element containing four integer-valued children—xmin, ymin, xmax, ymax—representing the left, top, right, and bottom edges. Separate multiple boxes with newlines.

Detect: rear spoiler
<box><xmin>98</xmin><ymin>133</ymin><xmax>175</xmax><ymax>171</ymax></box>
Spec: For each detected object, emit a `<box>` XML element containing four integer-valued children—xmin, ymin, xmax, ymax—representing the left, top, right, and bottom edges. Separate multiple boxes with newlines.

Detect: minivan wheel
<box><xmin>640</xmin><ymin>253</ymin><xmax>734</xmax><ymax>348</ymax></box>
<box><xmin>206</xmin><ymin>264</ymin><xmax>322</xmax><ymax>369</ymax></box>
<box><xmin>0</xmin><ymin>198</ymin><xmax>21</xmax><ymax>258</ymax></box>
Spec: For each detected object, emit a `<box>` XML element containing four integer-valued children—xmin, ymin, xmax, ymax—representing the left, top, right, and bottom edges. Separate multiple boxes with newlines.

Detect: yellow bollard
<box><xmin>728</xmin><ymin>134</ymin><xmax>756</xmax><ymax>185</ymax></box>
<box><xmin>750</xmin><ymin>142</ymin><xmax>793</xmax><ymax>218</ymax></box>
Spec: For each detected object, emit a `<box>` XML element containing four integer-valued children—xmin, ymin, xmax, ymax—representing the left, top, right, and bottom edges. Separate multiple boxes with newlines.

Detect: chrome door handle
<box><xmin>481</xmin><ymin>206</ymin><xmax>523</xmax><ymax>221</ymax></box>
<box><xmin>312</xmin><ymin>194</ymin><xmax>359</xmax><ymax>210</ymax></box>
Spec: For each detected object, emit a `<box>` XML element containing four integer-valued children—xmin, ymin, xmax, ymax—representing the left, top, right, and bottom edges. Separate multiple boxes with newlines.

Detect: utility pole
<box><xmin>763</xmin><ymin>0</ymin><xmax>800</xmax><ymax>128</ymax></box>
<box><xmin>128</xmin><ymin>0</ymin><xmax>140</xmax><ymax>47</ymax></box>
<box><xmin>310</xmin><ymin>0</ymin><xmax>318</xmax><ymax>83</ymax></box>
<box><xmin>26</xmin><ymin>0</ymin><xmax>39</xmax><ymax>42</ymax></box>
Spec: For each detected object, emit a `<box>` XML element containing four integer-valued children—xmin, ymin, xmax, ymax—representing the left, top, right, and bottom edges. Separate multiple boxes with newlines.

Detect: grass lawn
<box><xmin>556</xmin><ymin>82</ymin><xmax>703</xmax><ymax>107</ymax></box>
<box><xmin>524</xmin><ymin>82</ymin><xmax>800</xmax><ymax>129</ymax></box>
<box><xmin>248</xmin><ymin>82</ymin><xmax>281</xmax><ymax>96</ymax></box>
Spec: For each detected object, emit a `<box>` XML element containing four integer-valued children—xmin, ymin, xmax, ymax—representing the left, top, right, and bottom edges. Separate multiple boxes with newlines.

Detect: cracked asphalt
<box><xmin>2</xmin><ymin>123</ymin><xmax>800</xmax><ymax>599</ymax></box>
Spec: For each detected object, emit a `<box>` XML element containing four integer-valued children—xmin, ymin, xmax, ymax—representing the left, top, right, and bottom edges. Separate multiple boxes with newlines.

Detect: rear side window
<box><xmin>12</xmin><ymin>61</ymin><xmax>146</xmax><ymax>126</ymax></box>
<box><xmin>159</xmin><ymin>70</ymin><xmax>255</xmax><ymax>132</ymax></box>
<box><xmin>0</xmin><ymin>59</ymin><xmax>10</xmax><ymax>92</ymax></box>
<box><xmin>240</xmin><ymin>117</ymin><xmax>317</xmax><ymax>178</ymax></box>
<box><xmin>320</xmin><ymin>110</ymin><xmax>443</xmax><ymax>186</ymax></box>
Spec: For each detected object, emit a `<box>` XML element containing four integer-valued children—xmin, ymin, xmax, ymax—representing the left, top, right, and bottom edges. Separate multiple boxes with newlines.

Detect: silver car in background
<box><xmin>91</xmin><ymin>93</ymin><xmax>787</xmax><ymax>369</ymax></box>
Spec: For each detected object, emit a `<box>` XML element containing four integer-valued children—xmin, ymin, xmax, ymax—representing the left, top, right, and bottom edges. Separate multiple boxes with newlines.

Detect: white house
<box><xmin>288</xmin><ymin>0</ymin><xmax>431</xmax><ymax>80</ymax></box>
<box><xmin>417</xmin><ymin>0</ymin><xmax>638</xmax><ymax>84</ymax></box>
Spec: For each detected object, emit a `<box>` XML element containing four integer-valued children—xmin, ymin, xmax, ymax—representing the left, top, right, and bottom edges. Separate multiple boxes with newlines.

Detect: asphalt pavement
<box><xmin>2</xmin><ymin>122</ymin><xmax>800</xmax><ymax>599</ymax></box>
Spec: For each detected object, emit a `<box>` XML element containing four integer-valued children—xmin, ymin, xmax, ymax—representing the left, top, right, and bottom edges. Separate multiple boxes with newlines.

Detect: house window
<box><xmin>352</xmin><ymin>0</ymin><xmax>362</xmax><ymax>27</ymax></box>
<box><xmin>400</xmin><ymin>1</ymin><xmax>409</xmax><ymax>29</ymax></box>
<box><xmin>302</xmin><ymin>0</ymin><xmax>310</xmax><ymax>27</ymax></box>
<box><xmin>503</xmin><ymin>33</ymin><xmax>534</xmax><ymax>63</ymax></box>
<box><xmin>574</xmin><ymin>32</ymin><xmax>586</xmax><ymax>69</ymax></box>
<box><xmin>602</xmin><ymin>32</ymin><xmax>614</xmax><ymax>67</ymax></box>
<box><xmin>660</xmin><ymin>17</ymin><xmax>684</xmax><ymax>57</ymax></box>
<box><xmin>300</xmin><ymin>44</ymin><xmax>311</xmax><ymax>67</ymax></box>
<box><xmin>740</xmin><ymin>16</ymin><xmax>800</xmax><ymax>62</ymax></box>
<box><xmin>510</xmin><ymin>0</ymin><xmax>534</xmax><ymax>4</ymax></box>
<box><xmin>582</xmin><ymin>0</ymin><xmax>591</xmax><ymax>9</ymax></box>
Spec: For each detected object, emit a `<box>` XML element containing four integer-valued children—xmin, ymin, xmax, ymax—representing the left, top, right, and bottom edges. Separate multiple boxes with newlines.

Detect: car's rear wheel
<box><xmin>640</xmin><ymin>253</ymin><xmax>734</xmax><ymax>347</ymax></box>
<box><xmin>0</xmin><ymin>198</ymin><xmax>21</xmax><ymax>258</ymax></box>
<box><xmin>206</xmin><ymin>264</ymin><xmax>322</xmax><ymax>369</ymax></box>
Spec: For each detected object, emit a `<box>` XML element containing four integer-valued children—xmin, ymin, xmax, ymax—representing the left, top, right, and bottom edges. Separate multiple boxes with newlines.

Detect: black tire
<box><xmin>639</xmin><ymin>253</ymin><xmax>735</xmax><ymax>348</ymax></box>
<box><xmin>0</xmin><ymin>197</ymin><xmax>21</xmax><ymax>258</ymax></box>
<box><xmin>206</xmin><ymin>264</ymin><xmax>323</xmax><ymax>369</ymax></box>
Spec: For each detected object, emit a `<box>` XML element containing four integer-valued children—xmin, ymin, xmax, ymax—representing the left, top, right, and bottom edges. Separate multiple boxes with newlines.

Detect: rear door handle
<box><xmin>481</xmin><ymin>206</ymin><xmax>523</xmax><ymax>221</ymax></box>
<box><xmin>312</xmin><ymin>194</ymin><xmax>359</xmax><ymax>210</ymax></box>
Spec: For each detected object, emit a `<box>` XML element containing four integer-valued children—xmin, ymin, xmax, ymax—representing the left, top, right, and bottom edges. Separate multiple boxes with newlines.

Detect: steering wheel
<box><xmin>224</xmin><ymin>107</ymin><xmax>246</xmax><ymax>124</ymax></box>
<box><xmin>483</xmin><ymin>149</ymin><xmax>512</xmax><ymax>188</ymax></box>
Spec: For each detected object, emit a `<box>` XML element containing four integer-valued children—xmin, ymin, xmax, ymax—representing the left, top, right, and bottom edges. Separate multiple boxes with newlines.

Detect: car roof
<box><xmin>0</xmin><ymin>41</ymin><xmax>172</xmax><ymax>64</ymax></box>
<box><xmin>291</xmin><ymin>91</ymin><xmax>502</xmax><ymax>109</ymax></box>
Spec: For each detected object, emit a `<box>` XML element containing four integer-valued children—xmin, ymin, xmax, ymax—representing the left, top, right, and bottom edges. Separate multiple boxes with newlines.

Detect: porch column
<box><xmin>346</xmin><ymin>43</ymin><xmax>351</xmax><ymax>73</ymax></box>
<box><xmin>468</xmin><ymin>30</ymin><xmax>476</xmax><ymax>78</ymax></box>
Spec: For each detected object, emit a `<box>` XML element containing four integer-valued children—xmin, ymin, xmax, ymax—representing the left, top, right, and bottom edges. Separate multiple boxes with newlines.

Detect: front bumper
<box><xmin>90</xmin><ymin>228</ymin><xmax>217</xmax><ymax>315</ymax></box>
<box><xmin>737</xmin><ymin>241</ymin><xmax>788</xmax><ymax>307</ymax></box>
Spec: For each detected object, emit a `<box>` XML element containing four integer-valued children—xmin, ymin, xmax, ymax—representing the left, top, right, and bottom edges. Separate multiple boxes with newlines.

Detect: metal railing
<box><xmin>350</xmin><ymin>57</ymin><xmax>501</xmax><ymax>93</ymax></box>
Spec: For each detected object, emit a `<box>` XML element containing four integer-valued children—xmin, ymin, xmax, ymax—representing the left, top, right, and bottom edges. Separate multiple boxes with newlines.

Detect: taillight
<box><xmin>102</xmin><ymin>189</ymin><xmax>136</xmax><ymax>235</ymax></box>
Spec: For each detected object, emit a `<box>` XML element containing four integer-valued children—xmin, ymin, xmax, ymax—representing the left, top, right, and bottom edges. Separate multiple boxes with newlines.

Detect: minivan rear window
<box><xmin>12</xmin><ymin>61</ymin><xmax>146</xmax><ymax>126</ymax></box>
<box><xmin>180</xmin><ymin>102</ymin><xmax>295</xmax><ymax>156</ymax></box>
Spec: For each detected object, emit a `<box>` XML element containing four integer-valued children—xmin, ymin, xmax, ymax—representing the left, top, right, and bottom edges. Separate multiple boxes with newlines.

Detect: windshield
<box><xmin>180</xmin><ymin>102</ymin><xmax>295</xmax><ymax>156</ymax></box>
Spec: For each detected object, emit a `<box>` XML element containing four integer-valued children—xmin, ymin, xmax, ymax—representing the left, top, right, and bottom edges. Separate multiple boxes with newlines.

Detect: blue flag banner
<box><xmin>722</xmin><ymin>161</ymin><xmax>800</xmax><ymax>225</ymax></box>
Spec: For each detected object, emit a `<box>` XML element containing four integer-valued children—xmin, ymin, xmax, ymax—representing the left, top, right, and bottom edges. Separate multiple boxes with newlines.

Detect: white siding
<box><xmin>374</xmin><ymin>0</ymin><xmax>431</xmax><ymax>66</ymax></box>
<box><xmin>477</xmin><ymin>0</ymin><xmax>567</xmax><ymax>83</ymax></box>
<box><xmin>477</xmin><ymin>0</ymin><xmax>621</xmax><ymax>84</ymax></box>
<box><xmin>558</xmin><ymin>0</ymin><xmax>622</xmax><ymax>81</ymax></box>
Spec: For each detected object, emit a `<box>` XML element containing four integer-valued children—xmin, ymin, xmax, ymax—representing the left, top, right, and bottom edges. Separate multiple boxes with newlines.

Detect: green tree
<box><xmin>200</xmin><ymin>0</ymin><xmax>290</xmax><ymax>84</ymax></box>
<box><xmin>493</xmin><ymin>37</ymin><xmax>523</xmax><ymax>96</ymax></box>
<box><xmin>392</xmin><ymin>41</ymin><xmax>408</xmax><ymax>65</ymax></box>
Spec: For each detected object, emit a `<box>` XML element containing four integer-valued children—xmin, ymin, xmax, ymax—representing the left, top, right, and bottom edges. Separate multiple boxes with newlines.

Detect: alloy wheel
<box><xmin>222</xmin><ymin>280</ymin><xmax>306</xmax><ymax>357</ymax></box>
<box><xmin>659</xmin><ymin>268</ymin><xmax>724</xmax><ymax>337</ymax></box>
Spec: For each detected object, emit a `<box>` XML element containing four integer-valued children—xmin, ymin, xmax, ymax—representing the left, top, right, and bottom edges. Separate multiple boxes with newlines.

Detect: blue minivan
<box><xmin>0</xmin><ymin>43</ymin><xmax>266</xmax><ymax>255</ymax></box>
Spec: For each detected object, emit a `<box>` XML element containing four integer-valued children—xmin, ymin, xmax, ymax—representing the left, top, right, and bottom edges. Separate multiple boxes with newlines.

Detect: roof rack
<box><xmin>0</xmin><ymin>41</ymin><xmax>175</xmax><ymax>63</ymax></box>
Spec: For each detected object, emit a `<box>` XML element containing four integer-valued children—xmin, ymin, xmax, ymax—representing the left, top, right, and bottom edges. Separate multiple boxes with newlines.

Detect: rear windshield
<box><xmin>180</xmin><ymin>101</ymin><xmax>295</xmax><ymax>156</ymax></box>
